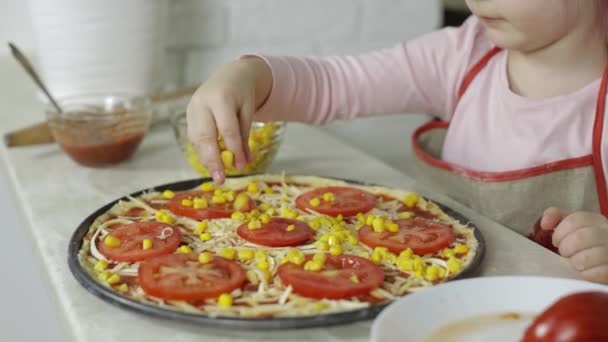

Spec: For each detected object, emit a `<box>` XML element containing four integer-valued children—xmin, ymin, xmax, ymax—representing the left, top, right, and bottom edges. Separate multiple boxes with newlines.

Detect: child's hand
<box><xmin>540</xmin><ymin>207</ymin><xmax>608</xmax><ymax>283</ymax></box>
<box><xmin>186</xmin><ymin>57</ymin><xmax>273</xmax><ymax>184</ymax></box>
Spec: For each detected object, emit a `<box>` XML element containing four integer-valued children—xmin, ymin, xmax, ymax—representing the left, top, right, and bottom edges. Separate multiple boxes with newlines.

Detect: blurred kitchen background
<box><xmin>0</xmin><ymin>1</ymin><xmax>469</xmax><ymax>341</ymax></box>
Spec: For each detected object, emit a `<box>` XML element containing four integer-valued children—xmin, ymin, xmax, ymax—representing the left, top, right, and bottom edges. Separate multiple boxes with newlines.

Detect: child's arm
<box><xmin>187</xmin><ymin>17</ymin><xmax>490</xmax><ymax>183</ymax></box>
<box><xmin>255</xmin><ymin>19</ymin><xmax>489</xmax><ymax>124</ymax></box>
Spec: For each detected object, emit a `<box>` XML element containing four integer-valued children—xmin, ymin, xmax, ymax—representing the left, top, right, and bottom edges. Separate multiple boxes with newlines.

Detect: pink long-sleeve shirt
<box><xmin>254</xmin><ymin>17</ymin><xmax>607</xmax><ymax>179</ymax></box>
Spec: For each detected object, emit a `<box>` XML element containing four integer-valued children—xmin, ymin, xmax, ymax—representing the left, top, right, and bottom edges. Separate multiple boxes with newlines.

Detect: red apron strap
<box><xmin>457</xmin><ymin>47</ymin><xmax>502</xmax><ymax>101</ymax></box>
<box><xmin>592</xmin><ymin>63</ymin><xmax>608</xmax><ymax>216</ymax></box>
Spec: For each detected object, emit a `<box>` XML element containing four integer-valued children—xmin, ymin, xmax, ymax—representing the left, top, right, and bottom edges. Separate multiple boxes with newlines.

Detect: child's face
<box><xmin>465</xmin><ymin>0</ymin><xmax>595</xmax><ymax>52</ymax></box>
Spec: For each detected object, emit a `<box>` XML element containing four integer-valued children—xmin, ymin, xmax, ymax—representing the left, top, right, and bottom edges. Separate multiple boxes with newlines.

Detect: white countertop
<box><xmin>0</xmin><ymin>57</ymin><xmax>579</xmax><ymax>342</ymax></box>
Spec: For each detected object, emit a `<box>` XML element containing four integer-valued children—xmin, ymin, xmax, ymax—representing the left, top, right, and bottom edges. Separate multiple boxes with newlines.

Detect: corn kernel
<box><xmin>403</xmin><ymin>193</ymin><xmax>419</xmax><ymax>208</ymax></box>
<box><xmin>319</xmin><ymin>234</ymin><xmax>330</xmax><ymax>242</ymax></box>
<box><xmin>193</xmin><ymin>197</ymin><xmax>208</xmax><ymax>209</ymax></box>
<box><xmin>214</xmin><ymin>188</ymin><xmax>224</xmax><ymax>196</ymax></box>
<box><xmin>323</xmin><ymin>192</ymin><xmax>335</xmax><ymax>202</ymax></box>
<box><xmin>447</xmin><ymin>257</ymin><xmax>462</xmax><ymax>273</ymax></box>
<box><xmin>438</xmin><ymin>267</ymin><xmax>447</xmax><ymax>278</ymax></box>
<box><xmin>211</xmin><ymin>195</ymin><xmax>227</xmax><ymax>204</ymax></box>
<box><xmin>248</xmin><ymin>220</ymin><xmax>262</xmax><ymax>230</ymax></box>
<box><xmin>257</xmin><ymin>213</ymin><xmax>270</xmax><ymax>224</ymax></box>
<box><xmin>413</xmin><ymin>257</ymin><xmax>425</xmax><ymax>271</ymax></box>
<box><xmin>397</xmin><ymin>258</ymin><xmax>413</xmax><ymax>272</ymax></box>
<box><xmin>194</xmin><ymin>221</ymin><xmax>208</xmax><ymax>234</ymax></box>
<box><xmin>282</xmin><ymin>208</ymin><xmax>298</xmax><ymax>219</ymax></box>
<box><xmin>399</xmin><ymin>211</ymin><xmax>414</xmax><ymax>219</ymax></box>
<box><xmin>198</xmin><ymin>252</ymin><xmax>214</xmax><ymax>264</ymax></box>
<box><xmin>160</xmin><ymin>215</ymin><xmax>174</xmax><ymax>224</ymax></box>
<box><xmin>200</xmin><ymin>182</ymin><xmax>214</xmax><ymax>192</ymax></box>
<box><xmin>384</xmin><ymin>253</ymin><xmax>397</xmax><ymax>265</ymax></box>
<box><xmin>97</xmin><ymin>271</ymin><xmax>111</xmax><ymax>282</ymax></box>
<box><xmin>399</xmin><ymin>248</ymin><xmax>414</xmax><ymax>259</ymax></box>
<box><xmin>286</xmin><ymin>224</ymin><xmax>296</xmax><ymax>232</ymax></box>
<box><xmin>371</xmin><ymin>251</ymin><xmax>383</xmax><ymax>264</ymax></box>
<box><xmin>177</xmin><ymin>245</ymin><xmax>193</xmax><ymax>254</ymax></box>
<box><xmin>181</xmin><ymin>198</ymin><xmax>193</xmax><ymax>207</ymax></box>
<box><xmin>233</xmin><ymin>194</ymin><xmax>251</xmax><ymax>212</ymax></box>
<box><xmin>218</xmin><ymin>293</ymin><xmax>233</xmax><ymax>308</ymax></box>
<box><xmin>372</xmin><ymin>218</ymin><xmax>385</xmax><ymax>232</ymax></box>
<box><xmin>117</xmin><ymin>283</ymin><xmax>129</xmax><ymax>293</ymax></box>
<box><xmin>220</xmin><ymin>247</ymin><xmax>236</xmax><ymax>260</ymax></box>
<box><xmin>237</xmin><ymin>249</ymin><xmax>254</xmax><ymax>261</ymax></box>
<box><xmin>312</xmin><ymin>253</ymin><xmax>327</xmax><ymax>263</ymax></box>
<box><xmin>309</xmin><ymin>197</ymin><xmax>321</xmax><ymax>207</ymax></box>
<box><xmin>374</xmin><ymin>247</ymin><xmax>389</xmax><ymax>256</ymax></box>
<box><xmin>314</xmin><ymin>302</ymin><xmax>330</xmax><ymax>311</ymax></box>
<box><xmin>356</xmin><ymin>213</ymin><xmax>366</xmax><ymax>224</ymax></box>
<box><xmin>142</xmin><ymin>239</ymin><xmax>153</xmax><ymax>250</ymax></box>
<box><xmin>256</xmin><ymin>260</ymin><xmax>270</xmax><ymax>270</ymax></box>
<box><xmin>94</xmin><ymin>260</ymin><xmax>108</xmax><ymax>272</ymax></box>
<box><xmin>223</xmin><ymin>191</ymin><xmax>235</xmax><ymax>202</ymax></box>
<box><xmin>354</xmin><ymin>223</ymin><xmax>364</xmax><ymax>231</ymax></box>
<box><xmin>264</xmin><ymin>186</ymin><xmax>274</xmax><ymax>194</ymax></box>
<box><xmin>366</xmin><ymin>215</ymin><xmax>376</xmax><ymax>226</ymax></box>
<box><xmin>425</xmin><ymin>266</ymin><xmax>440</xmax><ymax>282</ymax></box>
<box><xmin>255</xmin><ymin>250</ymin><xmax>268</xmax><ymax>262</ymax></box>
<box><xmin>347</xmin><ymin>235</ymin><xmax>359</xmax><ymax>246</ymax></box>
<box><xmin>228</xmin><ymin>212</ymin><xmax>243</xmax><ymax>221</ymax></box>
<box><xmin>336</xmin><ymin>214</ymin><xmax>343</xmax><ymax>222</ymax></box>
<box><xmin>247</xmin><ymin>182</ymin><xmax>259</xmax><ymax>194</ymax></box>
<box><xmin>266</xmin><ymin>207</ymin><xmax>277</xmax><ymax>216</ymax></box>
<box><xmin>315</xmin><ymin>240</ymin><xmax>329</xmax><ymax>251</ymax></box>
<box><xmin>199</xmin><ymin>232</ymin><xmax>212</xmax><ymax>241</ymax></box>
<box><xmin>246</xmin><ymin>270</ymin><xmax>259</xmax><ymax>284</ymax></box>
<box><xmin>454</xmin><ymin>244</ymin><xmax>470</xmax><ymax>254</ymax></box>
<box><xmin>327</xmin><ymin>234</ymin><xmax>341</xmax><ymax>246</ymax></box>
<box><xmin>258</xmin><ymin>203</ymin><xmax>271</xmax><ymax>212</ymax></box>
<box><xmin>309</xmin><ymin>220</ymin><xmax>322</xmax><ymax>230</ymax></box>
<box><xmin>349</xmin><ymin>274</ymin><xmax>360</xmax><ymax>283</ymax></box>
<box><xmin>414</xmin><ymin>269</ymin><xmax>424</xmax><ymax>278</ymax></box>
<box><xmin>162</xmin><ymin>190</ymin><xmax>175</xmax><ymax>199</ymax></box>
<box><xmin>296</xmin><ymin>215</ymin><xmax>307</xmax><ymax>221</ymax></box>
<box><xmin>290</xmin><ymin>254</ymin><xmax>305</xmax><ymax>265</ymax></box>
<box><xmin>443</xmin><ymin>248</ymin><xmax>455</xmax><ymax>258</ymax></box>
<box><xmin>154</xmin><ymin>210</ymin><xmax>165</xmax><ymax>222</ymax></box>
<box><xmin>103</xmin><ymin>235</ymin><xmax>121</xmax><ymax>248</ymax></box>
<box><xmin>387</xmin><ymin>222</ymin><xmax>399</xmax><ymax>233</ymax></box>
<box><xmin>329</xmin><ymin>245</ymin><xmax>343</xmax><ymax>256</ymax></box>
<box><xmin>107</xmin><ymin>274</ymin><xmax>121</xmax><ymax>285</ymax></box>
<box><xmin>304</xmin><ymin>260</ymin><xmax>323</xmax><ymax>271</ymax></box>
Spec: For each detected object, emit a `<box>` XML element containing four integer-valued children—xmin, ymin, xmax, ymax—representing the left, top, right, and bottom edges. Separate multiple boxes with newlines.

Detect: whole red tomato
<box><xmin>521</xmin><ymin>291</ymin><xmax>608</xmax><ymax>342</ymax></box>
<box><xmin>528</xmin><ymin>218</ymin><xmax>559</xmax><ymax>254</ymax></box>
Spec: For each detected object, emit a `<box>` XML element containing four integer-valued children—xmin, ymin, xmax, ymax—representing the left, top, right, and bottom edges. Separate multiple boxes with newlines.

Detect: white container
<box><xmin>27</xmin><ymin>0</ymin><xmax>166</xmax><ymax>99</ymax></box>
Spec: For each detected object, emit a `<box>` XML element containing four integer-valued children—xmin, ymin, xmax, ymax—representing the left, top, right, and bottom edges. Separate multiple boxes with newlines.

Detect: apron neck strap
<box><xmin>457</xmin><ymin>47</ymin><xmax>502</xmax><ymax>101</ymax></box>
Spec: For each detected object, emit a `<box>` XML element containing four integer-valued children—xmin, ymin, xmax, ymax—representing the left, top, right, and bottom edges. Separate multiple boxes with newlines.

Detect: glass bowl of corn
<box><xmin>171</xmin><ymin>112</ymin><xmax>286</xmax><ymax>176</ymax></box>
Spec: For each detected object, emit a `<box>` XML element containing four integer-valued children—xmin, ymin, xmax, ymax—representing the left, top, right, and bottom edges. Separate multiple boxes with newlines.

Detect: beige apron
<box><xmin>413</xmin><ymin>47</ymin><xmax>608</xmax><ymax>236</ymax></box>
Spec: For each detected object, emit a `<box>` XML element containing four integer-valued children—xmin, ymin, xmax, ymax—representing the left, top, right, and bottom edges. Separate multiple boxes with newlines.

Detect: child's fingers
<box><xmin>540</xmin><ymin>207</ymin><xmax>566</xmax><ymax>231</ymax></box>
<box><xmin>570</xmin><ymin>246</ymin><xmax>608</xmax><ymax>271</ymax></box>
<box><xmin>581</xmin><ymin>264</ymin><xmax>608</xmax><ymax>284</ymax></box>
<box><xmin>557</xmin><ymin>226</ymin><xmax>605</xmax><ymax>257</ymax></box>
<box><xmin>187</xmin><ymin>106</ymin><xmax>225</xmax><ymax>184</ymax></box>
<box><xmin>213</xmin><ymin>102</ymin><xmax>248</xmax><ymax>171</ymax></box>
<box><xmin>239</xmin><ymin>97</ymin><xmax>255</xmax><ymax>164</ymax></box>
<box><xmin>552</xmin><ymin>212</ymin><xmax>605</xmax><ymax>247</ymax></box>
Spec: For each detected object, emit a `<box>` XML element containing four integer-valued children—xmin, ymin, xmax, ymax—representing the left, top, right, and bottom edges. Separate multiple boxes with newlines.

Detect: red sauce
<box><xmin>59</xmin><ymin>133</ymin><xmax>144</xmax><ymax>167</ymax></box>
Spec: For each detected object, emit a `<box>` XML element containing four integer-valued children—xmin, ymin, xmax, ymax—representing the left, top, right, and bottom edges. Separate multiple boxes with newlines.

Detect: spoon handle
<box><xmin>8</xmin><ymin>42</ymin><xmax>63</xmax><ymax>113</ymax></box>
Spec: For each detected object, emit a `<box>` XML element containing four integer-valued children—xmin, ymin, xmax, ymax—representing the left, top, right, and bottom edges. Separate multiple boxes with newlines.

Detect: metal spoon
<box><xmin>8</xmin><ymin>42</ymin><xmax>63</xmax><ymax>113</ymax></box>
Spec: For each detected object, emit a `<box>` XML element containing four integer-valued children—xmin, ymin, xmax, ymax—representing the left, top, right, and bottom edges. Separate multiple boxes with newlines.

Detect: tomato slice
<box><xmin>236</xmin><ymin>217</ymin><xmax>313</xmax><ymax>247</ymax></box>
<box><xmin>277</xmin><ymin>254</ymin><xmax>384</xmax><ymax>299</ymax></box>
<box><xmin>167</xmin><ymin>190</ymin><xmax>255</xmax><ymax>220</ymax></box>
<box><xmin>138</xmin><ymin>254</ymin><xmax>246</xmax><ymax>301</ymax></box>
<box><xmin>358</xmin><ymin>218</ymin><xmax>454</xmax><ymax>255</ymax></box>
<box><xmin>295</xmin><ymin>186</ymin><xmax>376</xmax><ymax>217</ymax></box>
<box><xmin>98</xmin><ymin>222</ymin><xmax>182</xmax><ymax>262</ymax></box>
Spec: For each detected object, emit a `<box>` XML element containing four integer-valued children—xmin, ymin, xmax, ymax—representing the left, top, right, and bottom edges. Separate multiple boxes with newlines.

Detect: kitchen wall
<box><xmin>2</xmin><ymin>0</ymin><xmax>441</xmax><ymax>175</ymax></box>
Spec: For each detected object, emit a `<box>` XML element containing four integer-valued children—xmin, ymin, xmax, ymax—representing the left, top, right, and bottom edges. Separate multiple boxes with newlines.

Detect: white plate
<box><xmin>371</xmin><ymin>276</ymin><xmax>608</xmax><ymax>342</ymax></box>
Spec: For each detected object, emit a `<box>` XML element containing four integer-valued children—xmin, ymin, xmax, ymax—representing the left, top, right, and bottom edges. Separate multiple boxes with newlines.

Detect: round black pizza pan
<box><xmin>68</xmin><ymin>175</ymin><xmax>486</xmax><ymax>330</ymax></box>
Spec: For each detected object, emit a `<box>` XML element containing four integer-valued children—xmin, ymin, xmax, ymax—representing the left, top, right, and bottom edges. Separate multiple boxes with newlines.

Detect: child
<box><xmin>185</xmin><ymin>0</ymin><xmax>608</xmax><ymax>283</ymax></box>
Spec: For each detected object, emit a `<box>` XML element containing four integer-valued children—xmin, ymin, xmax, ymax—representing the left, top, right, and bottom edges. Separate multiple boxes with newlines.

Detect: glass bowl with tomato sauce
<box><xmin>46</xmin><ymin>94</ymin><xmax>152</xmax><ymax>167</ymax></box>
<box><xmin>171</xmin><ymin>112</ymin><xmax>286</xmax><ymax>176</ymax></box>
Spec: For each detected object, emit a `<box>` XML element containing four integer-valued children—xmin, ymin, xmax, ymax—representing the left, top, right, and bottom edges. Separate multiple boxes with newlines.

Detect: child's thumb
<box><xmin>540</xmin><ymin>207</ymin><xmax>567</xmax><ymax>231</ymax></box>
